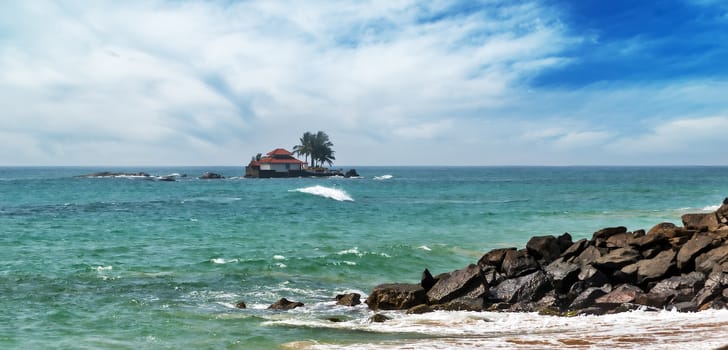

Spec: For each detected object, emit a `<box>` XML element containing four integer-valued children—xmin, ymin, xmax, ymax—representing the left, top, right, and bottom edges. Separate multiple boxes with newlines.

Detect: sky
<box><xmin>1</xmin><ymin>0</ymin><xmax>727</xmax><ymax>166</ymax></box>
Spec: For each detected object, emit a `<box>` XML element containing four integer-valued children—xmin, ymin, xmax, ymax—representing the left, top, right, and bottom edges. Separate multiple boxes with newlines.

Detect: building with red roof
<box><xmin>245</xmin><ymin>148</ymin><xmax>306</xmax><ymax>178</ymax></box>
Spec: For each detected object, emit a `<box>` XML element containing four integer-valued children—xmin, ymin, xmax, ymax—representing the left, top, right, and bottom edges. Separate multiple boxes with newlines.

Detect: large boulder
<box><xmin>620</xmin><ymin>249</ymin><xmax>677</xmax><ymax>285</ymax></box>
<box><xmin>677</xmin><ymin>232</ymin><xmax>717</xmax><ymax>271</ymax></box>
<box><xmin>544</xmin><ymin>258</ymin><xmax>581</xmax><ymax>294</ymax></box>
<box><xmin>435</xmin><ymin>296</ymin><xmax>485</xmax><ymax>311</ymax></box>
<box><xmin>647</xmin><ymin>222</ymin><xmax>679</xmax><ymax>236</ymax></box>
<box><xmin>649</xmin><ymin>271</ymin><xmax>706</xmax><ymax>304</ymax></box>
<box><xmin>695</xmin><ymin>245</ymin><xmax>728</xmax><ymax>274</ymax></box>
<box><xmin>693</xmin><ymin>270</ymin><xmax>728</xmax><ymax>307</ymax></box>
<box><xmin>366</xmin><ymin>283</ymin><xmax>426</xmax><ymax>310</ymax></box>
<box><xmin>592</xmin><ymin>226</ymin><xmax>628</xmax><ymax>241</ymax></box>
<box><xmin>501</xmin><ymin>249</ymin><xmax>539</xmax><ymax>277</ymax></box>
<box><xmin>477</xmin><ymin>248</ymin><xmax>516</xmax><ymax>270</ymax></box>
<box><xmin>593</xmin><ymin>247</ymin><xmax>640</xmax><ymax>270</ymax></box>
<box><xmin>574</xmin><ymin>245</ymin><xmax>603</xmax><ymax>266</ymax></box>
<box><xmin>420</xmin><ymin>269</ymin><xmax>437</xmax><ymax>292</ymax></box>
<box><xmin>595</xmin><ymin>284</ymin><xmax>643</xmax><ymax>305</ymax></box>
<box><xmin>526</xmin><ymin>235</ymin><xmax>562</xmax><ymax>264</ymax></box>
<box><xmin>561</xmin><ymin>239</ymin><xmax>588</xmax><ymax>260</ymax></box>
<box><xmin>488</xmin><ymin>270</ymin><xmax>551</xmax><ymax>304</ymax></box>
<box><xmin>569</xmin><ymin>285</ymin><xmax>612</xmax><ymax>310</ymax></box>
<box><xmin>682</xmin><ymin>213</ymin><xmax>719</xmax><ymax>231</ymax></box>
<box><xmin>426</xmin><ymin>264</ymin><xmax>486</xmax><ymax>304</ymax></box>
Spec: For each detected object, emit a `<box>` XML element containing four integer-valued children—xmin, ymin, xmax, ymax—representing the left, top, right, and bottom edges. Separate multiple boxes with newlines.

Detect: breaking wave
<box><xmin>290</xmin><ymin>185</ymin><xmax>353</xmax><ymax>202</ymax></box>
<box><xmin>374</xmin><ymin>175</ymin><xmax>393</xmax><ymax>180</ymax></box>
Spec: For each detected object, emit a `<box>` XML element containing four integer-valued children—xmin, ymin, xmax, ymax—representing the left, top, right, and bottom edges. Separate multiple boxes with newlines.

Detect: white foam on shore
<box><xmin>702</xmin><ymin>204</ymin><xmax>721</xmax><ymax>211</ymax></box>
<box><xmin>275</xmin><ymin>309</ymin><xmax>728</xmax><ymax>350</ymax></box>
<box><xmin>290</xmin><ymin>185</ymin><xmax>353</xmax><ymax>202</ymax></box>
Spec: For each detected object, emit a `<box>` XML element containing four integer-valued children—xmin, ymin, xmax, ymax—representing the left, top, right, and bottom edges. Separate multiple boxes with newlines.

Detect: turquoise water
<box><xmin>2</xmin><ymin>166</ymin><xmax>727</xmax><ymax>349</ymax></box>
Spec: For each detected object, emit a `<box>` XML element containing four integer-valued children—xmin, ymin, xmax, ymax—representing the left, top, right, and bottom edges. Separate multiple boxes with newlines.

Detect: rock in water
<box><xmin>335</xmin><ymin>293</ymin><xmax>361</xmax><ymax>306</ymax></box>
<box><xmin>268</xmin><ymin>298</ymin><xmax>304</xmax><ymax>310</ymax></box>
<box><xmin>199</xmin><ymin>172</ymin><xmax>224</xmax><ymax>179</ymax></box>
<box><xmin>365</xmin><ymin>283</ymin><xmax>426</xmax><ymax>310</ymax></box>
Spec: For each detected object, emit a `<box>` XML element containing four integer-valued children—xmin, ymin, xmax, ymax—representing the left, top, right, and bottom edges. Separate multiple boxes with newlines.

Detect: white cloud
<box><xmin>1</xmin><ymin>1</ymin><xmax>727</xmax><ymax>166</ymax></box>
<box><xmin>608</xmin><ymin>116</ymin><xmax>728</xmax><ymax>154</ymax></box>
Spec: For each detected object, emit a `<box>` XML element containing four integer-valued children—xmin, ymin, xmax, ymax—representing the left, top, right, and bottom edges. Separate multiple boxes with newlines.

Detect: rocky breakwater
<box><xmin>366</xmin><ymin>200</ymin><xmax>728</xmax><ymax>316</ymax></box>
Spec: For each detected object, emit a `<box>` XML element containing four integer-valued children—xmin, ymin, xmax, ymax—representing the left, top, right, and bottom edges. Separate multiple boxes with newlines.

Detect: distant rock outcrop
<box><xmin>199</xmin><ymin>172</ymin><xmax>225</xmax><ymax>179</ymax></box>
<box><xmin>366</xmin><ymin>199</ymin><xmax>728</xmax><ymax>315</ymax></box>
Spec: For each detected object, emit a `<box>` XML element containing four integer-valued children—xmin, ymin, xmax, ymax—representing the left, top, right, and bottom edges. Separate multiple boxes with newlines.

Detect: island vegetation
<box><xmin>292</xmin><ymin>131</ymin><xmax>335</xmax><ymax>169</ymax></box>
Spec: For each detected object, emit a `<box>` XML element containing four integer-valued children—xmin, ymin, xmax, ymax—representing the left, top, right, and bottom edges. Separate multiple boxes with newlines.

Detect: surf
<box><xmin>290</xmin><ymin>185</ymin><xmax>354</xmax><ymax>202</ymax></box>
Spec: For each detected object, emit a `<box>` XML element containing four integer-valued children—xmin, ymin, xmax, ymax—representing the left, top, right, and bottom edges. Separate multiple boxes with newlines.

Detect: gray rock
<box><xmin>595</xmin><ymin>284</ymin><xmax>643</xmax><ymax>304</ymax></box>
<box><xmin>620</xmin><ymin>249</ymin><xmax>676</xmax><ymax>285</ymax></box>
<box><xmin>502</xmin><ymin>249</ymin><xmax>539</xmax><ymax>277</ymax></box>
<box><xmin>477</xmin><ymin>248</ymin><xmax>516</xmax><ymax>270</ymax></box>
<box><xmin>544</xmin><ymin>258</ymin><xmax>580</xmax><ymax>293</ymax></box>
<box><xmin>366</xmin><ymin>283</ymin><xmax>426</xmax><ymax>310</ymax></box>
<box><xmin>569</xmin><ymin>285</ymin><xmax>612</xmax><ymax>310</ymax></box>
<box><xmin>681</xmin><ymin>213</ymin><xmax>719</xmax><ymax>231</ymax></box>
<box><xmin>336</xmin><ymin>293</ymin><xmax>361</xmax><ymax>306</ymax></box>
<box><xmin>694</xmin><ymin>244</ymin><xmax>728</xmax><ymax>274</ymax></box>
<box><xmin>561</xmin><ymin>239</ymin><xmax>588</xmax><ymax>260</ymax></box>
<box><xmin>677</xmin><ymin>232</ymin><xmax>717</xmax><ymax>271</ymax></box>
<box><xmin>594</xmin><ymin>248</ymin><xmax>640</xmax><ymax>270</ymax></box>
<box><xmin>489</xmin><ymin>270</ymin><xmax>551</xmax><ymax>304</ymax></box>
<box><xmin>526</xmin><ymin>235</ymin><xmax>561</xmax><ymax>264</ymax></box>
<box><xmin>426</xmin><ymin>264</ymin><xmax>486</xmax><ymax>304</ymax></box>
<box><xmin>268</xmin><ymin>298</ymin><xmax>304</xmax><ymax>310</ymax></box>
<box><xmin>650</xmin><ymin>271</ymin><xmax>706</xmax><ymax>303</ymax></box>
<box><xmin>574</xmin><ymin>245</ymin><xmax>603</xmax><ymax>266</ymax></box>
<box><xmin>369</xmin><ymin>314</ymin><xmax>391</xmax><ymax>323</ymax></box>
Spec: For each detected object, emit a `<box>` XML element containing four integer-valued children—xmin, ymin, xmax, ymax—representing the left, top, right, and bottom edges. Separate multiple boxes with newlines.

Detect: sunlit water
<box><xmin>2</xmin><ymin>166</ymin><xmax>727</xmax><ymax>349</ymax></box>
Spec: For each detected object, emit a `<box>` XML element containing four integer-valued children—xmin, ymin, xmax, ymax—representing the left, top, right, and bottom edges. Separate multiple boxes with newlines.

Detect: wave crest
<box><xmin>290</xmin><ymin>185</ymin><xmax>353</xmax><ymax>202</ymax></box>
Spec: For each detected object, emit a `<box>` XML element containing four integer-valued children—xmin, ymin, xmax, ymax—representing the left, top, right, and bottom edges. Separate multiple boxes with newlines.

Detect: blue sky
<box><xmin>1</xmin><ymin>0</ymin><xmax>727</xmax><ymax>166</ymax></box>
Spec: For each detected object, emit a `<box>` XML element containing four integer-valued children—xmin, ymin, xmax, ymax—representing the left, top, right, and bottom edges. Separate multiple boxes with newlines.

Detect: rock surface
<box><xmin>268</xmin><ymin>298</ymin><xmax>304</xmax><ymax>310</ymax></box>
<box><xmin>366</xmin><ymin>200</ymin><xmax>728</xmax><ymax>315</ymax></box>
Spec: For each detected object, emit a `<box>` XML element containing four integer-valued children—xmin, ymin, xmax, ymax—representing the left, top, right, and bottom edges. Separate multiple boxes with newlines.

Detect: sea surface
<box><xmin>2</xmin><ymin>166</ymin><xmax>728</xmax><ymax>349</ymax></box>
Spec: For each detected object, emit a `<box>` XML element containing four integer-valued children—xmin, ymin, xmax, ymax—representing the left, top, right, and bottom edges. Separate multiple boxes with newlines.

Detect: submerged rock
<box><xmin>268</xmin><ymin>298</ymin><xmax>304</xmax><ymax>310</ymax></box>
<box><xmin>335</xmin><ymin>293</ymin><xmax>361</xmax><ymax>306</ymax></box>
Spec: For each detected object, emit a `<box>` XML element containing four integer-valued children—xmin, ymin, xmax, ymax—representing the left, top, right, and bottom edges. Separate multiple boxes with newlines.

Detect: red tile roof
<box><xmin>267</xmin><ymin>148</ymin><xmax>294</xmax><ymax>156</ymax></box>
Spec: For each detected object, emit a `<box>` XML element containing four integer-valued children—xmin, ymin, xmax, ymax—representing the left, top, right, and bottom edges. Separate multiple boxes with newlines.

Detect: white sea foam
<box><xmin>418</xmin><ymin>245</ymin><xmax>432</xmax><ymax>251</ymax></box>
<box><xmin>337</xmin><ymin>247</ymin><xmax>362</xmax><ymax>257</ymax></box>
<box><xmin>702</xmin><ymin>204</ymin><xmax>720</xmax><ymax>211</ymax></box>
<box><xmin>95</xmin><ymin>266</ymin><xmax>113</xmax><ymax>271</ymax></box>
<box><xmin>374</xmin><ymin>174</ymin><xmax>393</xmax><ymax>180</ymax></box>
<box><xmin>290</xmin><ymin>185</ymin><xmax>353</xmax><ymax>202</ymax></box>
<box><xmin>211</xmin><ymin>258</ymin><xmax>238</xmax><ymax>264</ymax></box>
<box><xmin>273</xmin><ymin>255</ymin><xmax>286</xmax><ymax>260</ymax></box>
<box><xmin>274</xmin><ymin>309</ymin><xmax>728</xmax><ymax>350</ymax></box>
<box><xmin>276</xmin><ymin>263</ymin><xmax>287</xmax><ymax>268</ymax></box>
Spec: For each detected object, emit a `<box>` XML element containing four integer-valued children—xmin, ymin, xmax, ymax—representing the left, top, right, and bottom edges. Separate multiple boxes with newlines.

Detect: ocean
<box><xmin>2</xmin><ymin>166</ymin><xmax>728</xmax><ymax>349</ymax></box>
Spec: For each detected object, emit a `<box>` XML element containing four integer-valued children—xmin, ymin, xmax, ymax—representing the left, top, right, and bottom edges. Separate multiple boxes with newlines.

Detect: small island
<box><xmin>245</xmin><ymin>131</ymin><xmax>359</xmax><ymax>178</ymax></box>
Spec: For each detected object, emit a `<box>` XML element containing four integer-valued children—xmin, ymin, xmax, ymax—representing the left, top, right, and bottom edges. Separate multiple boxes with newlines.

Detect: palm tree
<box><xmin>293</xmin><ymin>131</ymin><xmax>335</xmax><ymax>168</ymax></box>
<box><xmin>311</xmin><ymin>131</ymin><xmax>335</xmax><ymax>167</ymax></box>
<box><xmin>293</xmin><ymin>132</ymin><xmax>314</xmax><ymax>167</ymax></box>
